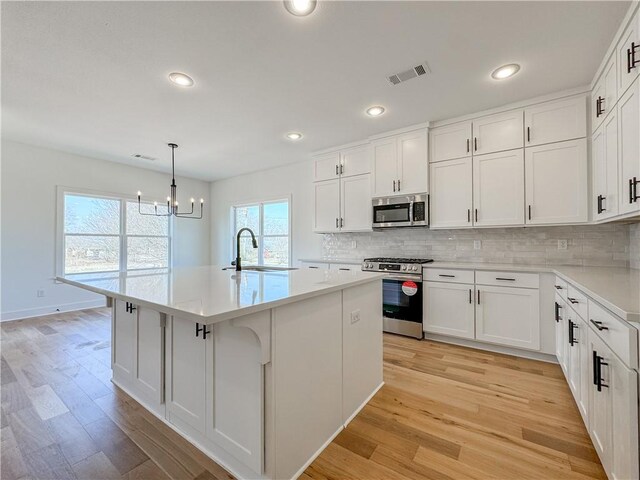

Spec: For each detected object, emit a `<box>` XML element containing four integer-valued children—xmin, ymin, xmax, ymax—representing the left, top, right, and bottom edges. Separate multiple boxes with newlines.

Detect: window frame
<box><xmin>56</xmin><ymin>186</ymin><xmax>173</xmax><ymax>276</ymax></box>
<box><xmin>231</xmin><ymin>196</ymin><xmax>292</xmax><ymax>267</ymax></box>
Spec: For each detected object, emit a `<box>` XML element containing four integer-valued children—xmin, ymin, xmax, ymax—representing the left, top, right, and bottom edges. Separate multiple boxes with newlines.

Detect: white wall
<box><xmin>209</xmin><ymin>160</ymin><xmax>322</xmax><ymax>266</ymax></box>
<box><xmin>1</xmin><ymin>141</ymin><xmax>211</xmax><ymax>321</ymax></box>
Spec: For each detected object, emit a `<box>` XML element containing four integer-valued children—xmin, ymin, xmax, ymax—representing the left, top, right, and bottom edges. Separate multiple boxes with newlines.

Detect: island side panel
<box><xmin>272</xmin><ymin>291</ymin><xmax>343</xmax><ymax>480</ymax></box>
<box><xmin>342</xmin><ymin>280</ymin><xmax>383</xmax><ymax>424</ymax></box>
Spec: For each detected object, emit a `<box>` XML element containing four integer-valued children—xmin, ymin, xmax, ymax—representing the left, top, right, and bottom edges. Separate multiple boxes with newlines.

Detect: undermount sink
<box><xmin>222</xmin><ymin>266</ymin><xmax>298</xmax><ymax>272</ymax></box>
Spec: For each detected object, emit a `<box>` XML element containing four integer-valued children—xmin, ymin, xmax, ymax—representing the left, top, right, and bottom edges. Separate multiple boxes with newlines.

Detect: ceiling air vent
<box><xmin>387</xmin><ymin>61</ymin><xmax>431</xmax><ymax>86</ymax></box>
<box><xmin>132</xmin><ymin>153</ymin><xmax>157</xmax><ymax>161</ymax></box>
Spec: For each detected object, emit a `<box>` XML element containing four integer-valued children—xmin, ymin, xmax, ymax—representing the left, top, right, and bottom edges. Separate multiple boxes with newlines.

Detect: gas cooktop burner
<box><xmin>364</xmin><ymin>257</ymin><xmax>433</xmax><ymax>264</ymax></box>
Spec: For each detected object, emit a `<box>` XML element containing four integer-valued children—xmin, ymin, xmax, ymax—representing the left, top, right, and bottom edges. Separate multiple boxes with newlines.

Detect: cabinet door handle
<box><xmin>528</xmin><ymin>205</ymin><xmax>532</xmax><ymax>220</ymax></box>
<box><xmin>393</xmin><ymin>180</ymin><xmax>396</xmax><ymax>192</ymax></box>
<box><xmin>632</xmin><ymin>177</ymin><xmax>640</xmax><ymax>203</ymax></box>
<box><xmin>340</xmin><ymin>164</ymin><xmax>344</xmax><ymax>174</ymax></box>
<box><xmin>335</xmin><ymin>218</ymin><xmax>339</xmax><ymax>228</ymax></box>
<box><xmin>397</xmin><ymin>179</ymin><xmax>401</xmax><ymax>191</ymax></box>
<box><xmin>555</xmin><ymin>302</ymin><xmax>561</xmax><ymax>322</ymax></box>
<box><xmin>469</xmin><ymin>289</ymin><xmax>472</xmax><ymax>304</ymax></box>
<box><xmin>196</xmin><ymin>322</ymin><xmax>203</xmax><ymax>337</ymax></box>
<box><xmin>336</xmin><ymin>165</ymin><xmax>339</xmax><ymax>175</ymax></box>
<box><xmin>477</xmin><ymin>290</ymin><xmax>480</xmax><ymax>305</ymax></box>
<box><xmin>628</xmin><ymin>42</ymin><xmax>640</xmax><ymax>73</ymax></box>
<box><xmin>474</xmin><ymin>137</ymin><xmax>478</xmax><ymax>152</ymax></box>
<box><xmin>495</xmin><ymin>277</ymin><xmax>515</xmax><ymax>281</ymax></box>
<box><xmin>597</xmin><ymin>194</ymin><xmax>606</xmax><ymax>214</ymax></box>
<box><xmin>527</xmin><ymin>127</ymin><xmax>530</xmax><ymax>143</ymax></box>
<box><xmin>593</xmin><ymin>352</ymin><xmax>609</xmax><ymax>391</ymax></box>
<box><xmin>340</xmin><ymin>217</ymin><xmax>344</xmax><ymax>228</ymax></box>
<box><xmin>590</xmin><ymin>319</ymin><xmax>609</xmax><ymax>331</ymax></box>
<box><xmin>467</xmin><ymin>209</ymin><xmax>471</xmax><ymax>223</ymax></box>
<box><xmin>474</xmin><ymin>208</ymin><xmax>478</xmax><ymax>222</ymax></box>
<box><xmin>125</xmin><ymin>302</ymin><xmax>137</xmax><ymax>314</ymax></box>
<box><xmin>466</xmin><ymin>138</ymin><xmax>470</xmax><ymax>153</ymax></box>
<box><xmin>568</xmin><ymin>320</ymin><xmax>578</xmax><ymax>346</ymax></box>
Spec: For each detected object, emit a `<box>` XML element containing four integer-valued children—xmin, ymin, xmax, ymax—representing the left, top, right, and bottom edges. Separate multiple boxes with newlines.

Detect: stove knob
<box><xmin>412</xmin><ymin>265</ymin><xmax>418</xmax><ymax>271</ymax></box>
<box><xmin>402</xmin><ymin>265</ymin><xmax>407</xmax><ymax>271</ymax></box>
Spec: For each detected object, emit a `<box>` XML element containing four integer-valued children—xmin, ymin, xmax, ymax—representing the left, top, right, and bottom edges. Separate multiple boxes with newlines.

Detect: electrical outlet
<box><xmin>350</xmin><ymin>309</ymin><xmax>361</xmax><ymax>324</ymax></box>
<box><xmin>37</xmin><ymin>289</ymin><xmax>45</xmax><ymax>298</ymax></box>
<box><xmin>351</xmin><ymin>240</ymin><xmax>357</xmax><ymax>249</ymax></box>
<box><xmin>558</xmin><ymin>239</ymin><xmax>568</xmax><ymax>250</ymax></box>
<box><xmin>474</xmin><ymin>240</ymin><xmax>481</xmax><ymax>250</ymax></box>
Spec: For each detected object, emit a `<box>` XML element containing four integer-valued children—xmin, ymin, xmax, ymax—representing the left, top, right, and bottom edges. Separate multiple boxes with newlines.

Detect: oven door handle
<box><xmin>383</xmin><ymin>274</ymin><xmax>423</xmax><ymax>282</ymax></box>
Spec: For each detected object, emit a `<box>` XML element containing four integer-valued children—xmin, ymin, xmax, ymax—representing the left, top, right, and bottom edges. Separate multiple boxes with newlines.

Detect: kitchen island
<box><xmin>57</xmin><ymin>266</ymin><xmax>385</xmax><ymax>480</ymax></box>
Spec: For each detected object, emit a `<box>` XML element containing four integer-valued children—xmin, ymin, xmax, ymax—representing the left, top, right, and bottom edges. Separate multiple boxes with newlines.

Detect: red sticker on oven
<box><xmin>402</xmin><ymin>281</ymin><xmax>418</xmax><ymax>296</ymax></box>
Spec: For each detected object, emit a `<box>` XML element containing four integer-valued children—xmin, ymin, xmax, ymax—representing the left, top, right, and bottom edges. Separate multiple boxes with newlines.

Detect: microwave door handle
<box><xmin>409</xmin><ymin>201</ymin><xmax>414</xmax><ymax>226</ymax></box>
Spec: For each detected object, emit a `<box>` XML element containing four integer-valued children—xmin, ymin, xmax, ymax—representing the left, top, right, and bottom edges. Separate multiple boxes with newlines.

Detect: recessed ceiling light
<box><xmin>283</xmin><ymin>0</ymin><xmax>317</xmax><ymax>16</ymax></box>
<box><xmin>491</xmin><ymin>63</ymin><xmax>520</xmax><ymax>80</ymax></box>
<box><xmin>168</xmin><ymin>72</ymin><xmax>194</xmax><ymax>87</ymax></box>
<box><xmin>366</xmin><ymin>106</ymin><xmax>386</xmax><ymax>117</ymax></box>
<box><xmin>286</xmin><ymin>132</ymin><xmax>303</xmax><ymax>140</ymax></box>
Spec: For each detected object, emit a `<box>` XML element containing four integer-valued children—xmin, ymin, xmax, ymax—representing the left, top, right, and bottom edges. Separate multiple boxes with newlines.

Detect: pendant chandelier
<box><xmin>137</xmin><ymin>143</ymin><xmax>204</xmax><ymax>219</ymax></box>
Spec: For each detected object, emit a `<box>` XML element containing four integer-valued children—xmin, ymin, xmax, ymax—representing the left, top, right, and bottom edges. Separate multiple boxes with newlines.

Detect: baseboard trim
<box><xmin>343</xmin><ymin>381</ymin><xmax>384</xmax><ymax>427</ymax></box>
<box><xmin>0</xmin><ymin>299</ymin><xmax>106</xmax><ymax>322</ymax></box>
<box><xmin>424</xmin><ymin>333</ymin><xmax>558</xmax><ymax>364</ymax></box>
<box><xmin>289</xmin><ymin>425</ymin><xmax>344</xmax><ymax>480</ymax></box>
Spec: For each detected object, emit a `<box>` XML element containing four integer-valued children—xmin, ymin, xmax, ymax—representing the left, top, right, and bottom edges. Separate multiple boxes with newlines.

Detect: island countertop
<box><xmin>56</xmin><ymin>265</ymin><xmax>385</xmax><ymax>324</ymax></box>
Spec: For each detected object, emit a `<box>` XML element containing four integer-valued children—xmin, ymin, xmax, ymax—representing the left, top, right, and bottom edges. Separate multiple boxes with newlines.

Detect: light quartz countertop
<box><xmin>57</xmin><ymin>266</ymin><xmax>385</xmax><ymax>324</ymax></box>
<box><xmin>423</xmin><ymin>262</ymin><xmax>640</xmax><ymax>323</ymax></box>
<box><xmin>298</xmin><ymin>258</ymin><xmax>364</xmax><ymax>265</ymax></box>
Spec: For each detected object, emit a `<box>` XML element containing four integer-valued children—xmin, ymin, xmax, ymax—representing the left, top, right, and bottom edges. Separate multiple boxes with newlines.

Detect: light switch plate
<box><xmin>351</xmin><ymin>309</ymin><xmax>361</xmax><ymax>324</ymax></box>
<box><xmin>558</xmin><ymin>239</ymin><xmax>568</xmax><ymax>250</ymax></box>
<box><xmin>351</xmin><ymin>240</ymin><xmax>357</xmax><ymax>249</ymax></box>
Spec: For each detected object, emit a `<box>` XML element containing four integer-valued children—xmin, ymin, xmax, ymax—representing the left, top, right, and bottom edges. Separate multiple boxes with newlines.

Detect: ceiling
<box><xmin>1</xmin><ymin>1</ymin><xmax>630</xmax><ymax>181</ymax></box>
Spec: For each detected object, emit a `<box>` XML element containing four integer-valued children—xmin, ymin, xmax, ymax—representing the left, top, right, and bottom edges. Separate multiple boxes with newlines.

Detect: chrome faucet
<box><xmin>235</xmin><ymin>228</ymin><xmax>258</xmax><ymax>271</ymax></box>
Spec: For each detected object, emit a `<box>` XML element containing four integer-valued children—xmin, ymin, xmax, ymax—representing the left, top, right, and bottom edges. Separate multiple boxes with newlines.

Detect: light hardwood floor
<box><xmin>0</xmin><ymin>308</ymin><xmax>605</xmax><ymax>480</ymax></box>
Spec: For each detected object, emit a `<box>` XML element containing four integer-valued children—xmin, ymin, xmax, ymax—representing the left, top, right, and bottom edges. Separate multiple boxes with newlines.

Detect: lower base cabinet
<box><xmin>424</xmin><ymin>282</ymin><xmax>475</xmax><ymax>339</ymax></box>
<box><xmin>475</xmin><ymin>285</ymin><xmax>540</xmax><ymax>350</ymax></box>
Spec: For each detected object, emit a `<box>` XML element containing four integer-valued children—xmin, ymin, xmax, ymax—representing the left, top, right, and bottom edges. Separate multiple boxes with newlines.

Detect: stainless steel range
<box><xmin>362</xmin><ymin>257</ymin><xmax>433</xmax><ymax>339</ymax></box>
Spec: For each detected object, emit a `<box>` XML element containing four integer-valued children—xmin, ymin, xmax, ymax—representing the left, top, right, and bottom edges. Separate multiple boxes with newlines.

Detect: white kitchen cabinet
<box><xmin>472</xmin><ymin>110</ymin><xmax>523</xmax><ymax>155</ymax></box>
<box><xmin>341</xmin><ymin>174</ymin><xmax>372</xmax><ymax>232</ymax></box>
<box><xmin>566</xmin><ymin>311</ymin><xmax>587</xmax><ymax>419</ymax></box>
<box><xmin>617</xmin><ymin>8</ymin><xmax>640</xmax><ymax>96</ymax></box>
<box><xmin>397</xmin><ymin>129</ymin><xmax>428</xmax><ymax>195</ymax></box>
<box><xmin>166</xmin><ymin>315</ymin><xmax>208</xmax><ymax>434</ymax></box>
<box><xmin>592</xmin><ymin>111</ymin><xmax>619</xmax><ymax>220</ymax></box>
<box><xmin>429</xmin><ymin>121</ymin><xmax>472</xmax><ymax>163</ymax></box>
<box><xmin>340</xmin><ymin>144</ymin><xmax>371</xmax><ymax>178</ymax></box>
<box><xmin>475</xmin><ymin>285</ymin><xmax>540</xmax><ymax>350</ymax></box>
<box><xmin>578</xmin><ymin>315</ymin><xmax>590</xmax><ymax>426</ymax></box>
<box><xmin>524</xmin><ymin>139</ymin><xmax>588</xmax><ymax>225</ymax></box>
<box><xmin>618</xmin><ymin>78</ymin><xmax>640</xmax><ymax>215</ymax></box>
<box><xmin>472</xmin><ymin>149</ymin><xmax>524</xmax><ymax>226</ymax></box>
<box><xmin>424</xmin><ymin>282</ymin><xmax>475</xmax><ymax>339</ymax></box>
<box><xmin>313</xmin><ymin>152</ymin><xmax>341</xmax><ymax>182</ymax></box>
<box><xmin>313</xmin><ymin>179</ymin><xmax>340</xmax><ymax>233</ymax></box>
<box><xmin>112</xmin><ymin>301</ymin><xmax>164</xmax><ymax>413</ymax></box>
<box><xmin>372</xmin><ymin>129</ymin><xmax>428</xmax><ymax>197</ymax></box>
<box><xmin>555</xmin><ymin>295</ymin><xmax>567</xmax><ymax>373</ymax></box>
<box><xmin>524</xmin><ymin>96</ymin><xmax>587</xmax><ymax>147</ymax></box>
<box><xmin>329</xmin><ymin>263</ymin><xmax>360</xmax><ymax>272</ymax></box>
<box><xmin>429</xmin><ymin>157</ymin><xmax>473</xmax><ymax>228</ymax></box>
<box><xmin>592</xmin><ymin>53</ymin><xmax>617</xmax><ymax>132</ymax></box>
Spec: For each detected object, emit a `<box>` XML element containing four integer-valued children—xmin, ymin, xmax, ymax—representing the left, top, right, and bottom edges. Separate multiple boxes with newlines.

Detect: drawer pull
<box><xmin>338</xmin><ymin>268</ymin><xmax>351</xmax><ymax>271</ymax></box>
<box><xmin>567</xmin><ymin>297</ymin><xmax>579</xmax><ymax>304</ymax></box>
<box><xmin>495</xmin><ymin>277</ymin><xmax>515</xmax><ymax>281</ymax></box>
<box><xmin>590</xmin><ymin>319</ymin><xmax>609</xmax><ymax>331</ymax></box>
<box><xmin>554</xmin><ymin>285</ymin><xmax>563</xmax><ymax>290</ymax></box>
<box><xmin>439</xmin><ymin>274</ymin><xmax>455</xmax><ymax>278</ymax></box>
<box><xmin>308</xmin><ymin>266</ymin><xmax>319</xmax><ymax>269</ymax></box>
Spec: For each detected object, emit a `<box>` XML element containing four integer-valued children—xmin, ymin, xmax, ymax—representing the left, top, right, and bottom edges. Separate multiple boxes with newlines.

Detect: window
<box><xmin>233</xmin><ymin>199</ymin><xmax>290</xmax><ymax>267</ymax></box>
<box><xmin>61</xmin><ymin>192</ymin><xmax>170</xmax><ymax>274</ymax></box>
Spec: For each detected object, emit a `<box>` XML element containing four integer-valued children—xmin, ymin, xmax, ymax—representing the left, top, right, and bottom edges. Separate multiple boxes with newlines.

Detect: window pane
<box><xmin>263</xmin><ymin>202</ymin><xmax>288</xmax><ymax>235</ymax></box>
<box><xmin>126</xmin><ymin>202</ymin><xmax>169</xmax><ymax>236</ymax></box>
<box><xmin>65</xmin><ymin>235</ymin><xmax>119</xmax><ymax>273</ymax></box>
<box><xmin>263</xmin><ymin>236</ymin><xmax>289</xmax><ymax>266</ymax></box>
<box><xmin>127</xmin><ymin>237</ymin><xmax>169</xmax><ymax>269</ymax></box>
<box><xmin>238</xmin><ymin>237</ymin><xmax>259</xmax><ymax>266</ymax></box>
<box><xmin>64</xmin><ymin>195</ymin><xmax>120</xmax><ymax>234</ymax></box>
<box><xmin>235</xmin><ymin>205</ymin><xmax>259</xmax><ymax>232</ymax></box>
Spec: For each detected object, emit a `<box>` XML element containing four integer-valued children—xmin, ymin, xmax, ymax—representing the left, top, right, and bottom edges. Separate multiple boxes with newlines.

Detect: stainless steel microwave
<box><xmin>372</xmin><ymin>194</ymin><xmax>429</xmax><ymax>228</ymax></box>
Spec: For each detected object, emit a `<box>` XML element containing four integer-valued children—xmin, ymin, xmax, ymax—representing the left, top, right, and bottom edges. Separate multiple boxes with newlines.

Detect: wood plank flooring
<box><xmin>0</xmin><ymin>308</ymin><xmax>605</xmax><ymax>479</ymax></box>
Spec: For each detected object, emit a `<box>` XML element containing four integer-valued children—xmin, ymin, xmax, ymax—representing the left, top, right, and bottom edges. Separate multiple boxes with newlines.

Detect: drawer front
<box><xmin>554</xmin><ymin>277</ymin><xmax>568</xmax><ymax>300</ymax></box>
<box><xmin>475</xmin><ymin>271</ymin><xmax>539</xmax><ymax>289</ymax></box>
<box><xmin>589</xmin><ymin>299</ymin><xmax>638</xmax><ymax>369</ymax></box>
<box><xmin>301</xmin><ymin>262</ymin><xmax>329</xmax><ymax>270</ymax></box>
<box><xmin>329</xmin><ymin>263</ymin><xmax>360</xmax><ymax>272</ymax></box>
<box><xmin>423</xmin><ymin>268</ymin><xmax>474</xmax><ymax>284</ymax></box>
<box><xmin>566</xmin><ymin>284</ymin><xmax>588</xmax><ymax>320</ymax></box>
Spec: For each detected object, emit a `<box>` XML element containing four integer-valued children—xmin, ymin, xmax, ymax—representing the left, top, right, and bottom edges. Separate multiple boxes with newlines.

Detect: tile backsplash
<box><xmin>323</xmin><ymin>224</ymin><xmax>637</xmax><ymax>268</ymax></box>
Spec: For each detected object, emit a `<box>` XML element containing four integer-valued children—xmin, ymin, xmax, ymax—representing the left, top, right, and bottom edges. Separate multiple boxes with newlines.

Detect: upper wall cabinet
<box><xmin>313</xmin><ymin>175</ymin><xmax>372</xmax><ymax>234</ymax></box>
<box><xmin>372</xmin><ymin>128</ymin><xmax>428</xmax><ymax>197</ymax></box>
<box><xmin>472</xmin><ymin>110</ymin><xmax>523</xmax><ymax>156</ymax></box>
<box><xmin>617</xmin><ymin>8</ymin><xmax>640</xmax><ymax>96</ymax></box>
<box><xmin>593</xmin><ymin>110</ymin><xmax>619</xmax><ymax>220</ymax></box>
<box><xmin>524</xmin><ymin>96</ymin><xmax>587</xmax><ymax>147</ymax></box>
<box><xmin>592</xmin><ymin>53</ymin><xmax>618</xmax><ymax>132</ymax></box>
<box><xmin>430</xmin><ymin>121</ymin><xmax>472</xmax><ymax>163</ymax></box>
<box><xmin>429</xmin><ymin>157</ymin><xmax>473</xmax><ymax>229</ymax></box>
<box><xmin>313</xmin><ymin>144</ymin><xmax>371</xmax><ymax>182</ymax></box>
<box><xmin>618</xmin><ymin>78</ymin><xmax>640</xmax><ymax>216</ymax></box>
<box><xmin>525</xmin><ymin>139</ymin><xmax>588</xmax><ymax>225</ymax></box>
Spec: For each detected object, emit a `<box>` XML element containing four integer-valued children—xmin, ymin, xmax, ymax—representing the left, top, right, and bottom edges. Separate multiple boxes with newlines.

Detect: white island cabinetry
<box><xmin>59</xmin><ymin>267</ymin><xmax>384</xmax><ymax>480</ymax></box>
